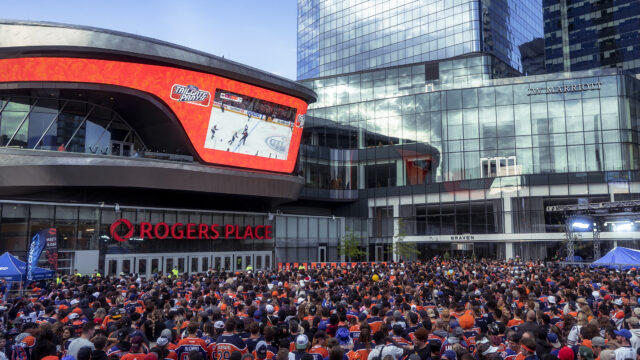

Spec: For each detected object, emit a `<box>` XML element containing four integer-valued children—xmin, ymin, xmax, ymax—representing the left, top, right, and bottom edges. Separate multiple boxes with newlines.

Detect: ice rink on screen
<box><xmin>204</xmin><ymin>104</ymin><xmax>293</xmax><ymax>159</ymax></box>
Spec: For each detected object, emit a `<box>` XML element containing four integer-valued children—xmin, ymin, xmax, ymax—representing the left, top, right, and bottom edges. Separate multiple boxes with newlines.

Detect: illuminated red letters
<box><xmin>154</xmin><ymin>222</ymin><xmax>170</xmax><ymax>239</ymax></box>
<box><xmin>198</xmin><ymin>224</ymin><xmax>209</xmax><ymax>239</ymax></box>
<box><xmin>211</xmin><ymin>224</ymin><xmax>220</xmax><ymax>238</ymax></box>
<box><xmin>186</xmin><ymin>223</ymin><xmax>197</xmax><ymax>239</ymax></box>
<box><xmin>111</xmin><ymin>219</ymin><xmax>272</xmax><ymax>241</ymax></box>
<box><xmin>140</xmin><ymin>222</ymin><xmax>152</xmax><ymax>239</ymax></box>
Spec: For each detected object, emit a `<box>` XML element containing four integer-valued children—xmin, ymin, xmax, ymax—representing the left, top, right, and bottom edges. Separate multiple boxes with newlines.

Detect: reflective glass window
<box><xmin>446</xmin><ymin>90</ymin><xmax>462</xmax><ymax>109</ymax></box>
<box><xmin>1</xmin><ymin>101</ymin><xmax>29</xmax><ymax>147</ymax></box>
<box><xmin>478</xmin><ymin>87</ymin><xmax>495</xmax><ymax>107</ymax></box>
<box><xmin>495</xmin><ymin>85</ymin><xmax>513</xmax><ymax>105</ymax></box>
<box><xmin>28</xmin><ymin>112</ymin><xmax>57</xmax><ymax>150</ymax></box>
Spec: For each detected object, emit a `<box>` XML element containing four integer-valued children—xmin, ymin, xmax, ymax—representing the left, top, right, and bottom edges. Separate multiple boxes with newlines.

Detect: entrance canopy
<box><xmin>0</xmin><ymin>252</ymin><xmax>54</xmax><ymax>281</ymax></box>
<box><xmin>591</xmin><ymin>247</ymin><xmax>640</xmax><ymax>269</ymax></box>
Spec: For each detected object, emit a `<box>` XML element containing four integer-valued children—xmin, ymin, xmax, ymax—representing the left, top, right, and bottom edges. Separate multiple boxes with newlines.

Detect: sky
<box><xmin>2</xmin><ymin>0</ymin><xmax>299</xmax><ymax>80</ymax></box>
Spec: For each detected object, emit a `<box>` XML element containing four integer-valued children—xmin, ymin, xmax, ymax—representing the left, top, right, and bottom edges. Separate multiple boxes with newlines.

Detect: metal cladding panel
<box><xmin>0</xmin><ymin>21</ymin><xmax>316</xmax><ymax>103</ymax></box>
<box><xmin>0</xmin><ymin>149</ymin><xmax>304</xmax><ymax>200</ymax></box>
<box><xmin>0</xmin><ymin>57</ymin><xmax>308</xmax><ymax>173</ymax></box>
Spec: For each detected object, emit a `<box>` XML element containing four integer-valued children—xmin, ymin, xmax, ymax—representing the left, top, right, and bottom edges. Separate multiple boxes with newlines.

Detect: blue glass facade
<box><xmin>297</xmin><ymin>0</ymin><xmax>543</xmax><ymax>80</ymax></box>
<box><xmin>297</xmin><ymin>53</ymin><xmax>640</xmax><ymax>261</ymax></box>
<box><xmin>544</xmin><ymin>0</ymin><xmax>640</xmax><ymax>75</ymax></box>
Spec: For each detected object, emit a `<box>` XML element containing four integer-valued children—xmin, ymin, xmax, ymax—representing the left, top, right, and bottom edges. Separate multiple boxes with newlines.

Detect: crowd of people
<box><xmin>1</xmin><ymin>259</ymin><xmax>640</xmax><ymax>360</ymax></box>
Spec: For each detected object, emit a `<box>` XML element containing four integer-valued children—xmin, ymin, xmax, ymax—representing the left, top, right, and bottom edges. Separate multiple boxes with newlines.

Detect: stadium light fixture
<box><xmin>614</xmin><ymin>221</ymin><xmax>633</xmax><ymax>232</ymax></box>
<box><xmin>571</xmin><ymin>220</ymin><xmax>591</xmax><ymax>231</ymax></box>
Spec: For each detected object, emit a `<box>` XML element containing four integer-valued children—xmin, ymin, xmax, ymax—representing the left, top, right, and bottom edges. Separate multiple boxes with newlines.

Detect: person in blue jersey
<box><xmin>245</xmin><ymin>322</ymin><xmax>265</xmax><ymax>353</ymax></box>
<box><xmin>215</xmin><ymin>318</ymin><xmax>248</xmax><ymax>360</ymax></box>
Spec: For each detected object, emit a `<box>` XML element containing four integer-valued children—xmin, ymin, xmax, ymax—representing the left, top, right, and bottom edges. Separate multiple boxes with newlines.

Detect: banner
<box><xmin>26</xmin><ymin>228</ymin><xmax>52</xmax><ymax>281</ymax></box>
<box><xmin>44</xmin><ymin>228</ymin><xmax>58</xmax><ymax>271</ymax></box>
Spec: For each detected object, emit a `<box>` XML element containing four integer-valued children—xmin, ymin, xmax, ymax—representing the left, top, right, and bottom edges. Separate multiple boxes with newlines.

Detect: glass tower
<box><xmin>297</xmin><ymin>0</ymin><xmax>544</xmax><ymax>80</ymax></box>
<box><xmin>544</xmin><ymin>0</ymin><xmax>640</xmax><ymax>75</ymax></box>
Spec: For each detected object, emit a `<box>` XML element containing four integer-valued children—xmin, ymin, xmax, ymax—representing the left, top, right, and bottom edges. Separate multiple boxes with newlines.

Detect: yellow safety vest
<box><xmin>94</xmin><ymin>272</ymin><xmax>101</xmax><ymax>277</ymax></box>
<box><xmin>75</xmin><ymin>272</ymin><xmax>82</xmax><ymax>277</ymax></box>
<box><xmin>246</xmin><ymin>265</ymin><xmax>253</xmax><ymax>271</ymax></box>
<box><xmin>171</xmin><ymin>269</ymin><xmax>179</xmax><ymax>277</ymax></box>
<box><xmin>56</xmin><ymin>277</ymin><xmax>61</xmax><ymax>284</ymax></box>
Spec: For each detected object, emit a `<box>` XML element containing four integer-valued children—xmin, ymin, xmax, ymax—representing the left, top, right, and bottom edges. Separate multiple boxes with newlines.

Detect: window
<box><xmin>138</xmin><ymin>259</ymin><xmax>147</xmax><ymax>276</ymax></box>
<box><xmin>191</xmin><ymin>257</ymin><xmax>198</xmax><ymax>273</ymax></box>
<box><xmin>481</xmin><ymin>156</ymin><xmax>518</xmax><ymax>177</ymax></box>
<box><xmin>318</xmin><ymin>246</ymin><xmax>327</xmax><ymax>262</ymax></box>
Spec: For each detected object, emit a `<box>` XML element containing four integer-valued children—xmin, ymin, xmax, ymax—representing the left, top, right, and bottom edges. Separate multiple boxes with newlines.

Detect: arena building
<box><xmin>0</xmin><ymin>20</ymin><xmax>348</xmax><ymax>276</ymax></box>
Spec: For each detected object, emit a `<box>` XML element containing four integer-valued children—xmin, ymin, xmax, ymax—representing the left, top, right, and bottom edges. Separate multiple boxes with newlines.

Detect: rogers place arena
<box><xmin>0</xmin><ymin>21</ymin><xmax>336</xmax><ymax>275</ymax></box>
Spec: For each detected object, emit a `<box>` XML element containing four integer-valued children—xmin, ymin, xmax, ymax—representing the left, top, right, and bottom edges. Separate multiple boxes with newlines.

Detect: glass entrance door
<box><xmin>136</xmin><ymin>256</ymin><xmax>162</xmax><ymax>277</ymax></box>
<box><xmin>118</xmin><ymin>257</ymin><xmax>134</xmax><ymax>275</ymax></box>
<box><xmin>234</xmin><ymin>255</ymin><xmax>244</xmax><ymax>271</ymax></box>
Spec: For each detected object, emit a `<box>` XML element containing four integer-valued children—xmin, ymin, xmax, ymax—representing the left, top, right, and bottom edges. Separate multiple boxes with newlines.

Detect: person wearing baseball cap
<box><xmin>614</xmin><ymin>329</ymin><xmax>635</xmax><ymax>360</ymax></box>
<box><xmin>578</xmin><ymin>346</ymin><xmax>594</xmax><ymax>360</ymax></box>
<box><xmin>253</xmin><ymin>340</ymin><xmax>277</xmax><ymax>360</ymax></box>
<box><xmin>591</xmin><ymin>337</ymin><xmax>606</xmax><ymax>360</ymax></box>
<box><xmin>152</xmin><ymin>336</ymin><xmax>171</xmax><ymax>359</ymax></box>
<box><xmin>548</xmin><ymin>333</ymin><xmax>562</xmax><ymax>356</ymax></box>
<box><xmin>288</xmin><ymin>334</ymin><xmax>309</xmax><ymax>360</ymax></box>
<box><xmin>627</xmin><ymin>317</ymin><xmax>640</xmax><ymax>349</ymax></box>
<box><xmin>598</xmin><ymin>349</ymin><xmax>615</xmax><ymax>360</ymax></box>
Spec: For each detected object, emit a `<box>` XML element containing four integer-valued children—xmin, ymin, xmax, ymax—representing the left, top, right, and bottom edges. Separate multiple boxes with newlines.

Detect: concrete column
<box><xmin>505</xmin><ymin>242</ymin><xmax>514</xmax><ymax>260</ymax></box>
<box><xmin>503</xmin><ymin>196</ymin><xmax>513</xmax><ymax>234</ymax></box>
<box><xmin>503</xmin><ymin>196</ymin><xmax>514</xmax><ymax>261</ymax></box>
<box><xmin>392</xmin><ymin>204</ymin><xmax>399</xmax><ymax>262</ymax></box>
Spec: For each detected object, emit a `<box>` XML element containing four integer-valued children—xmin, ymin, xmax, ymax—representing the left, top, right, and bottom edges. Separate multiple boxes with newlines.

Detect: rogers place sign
<box><xmin>109</xmin><ymin>219</ymin><xmax>273</xmax><ymax>242</ymax></box>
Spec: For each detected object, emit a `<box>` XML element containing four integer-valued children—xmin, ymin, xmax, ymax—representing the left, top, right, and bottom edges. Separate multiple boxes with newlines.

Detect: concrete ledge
<box><xmin>0</xmin><ymin>148</ymin><xmax>304</xmax><ymax>200</ymax></box>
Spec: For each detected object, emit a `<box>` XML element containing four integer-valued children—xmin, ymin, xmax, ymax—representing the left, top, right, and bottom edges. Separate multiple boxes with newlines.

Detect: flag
<box><xmin>26</xmin><ymin>229</ymin><xmax>49</xmax><ymax>281</ymax></box>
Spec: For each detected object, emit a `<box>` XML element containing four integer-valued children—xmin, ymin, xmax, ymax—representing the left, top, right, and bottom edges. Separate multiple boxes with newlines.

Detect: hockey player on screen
<box><xmin>228</xmin><ymin>131</ymin><xmax>238</xmax><ymax>145</ymax></box>
<box><xmin>239</xmin><ymin>130</ymin><xmax>248</xmax><ymax>146</ymax></box>
<box><xmin>210</xmin><ymin>125</ymin><xmax>220</xmax><ymax>139</ymax></box>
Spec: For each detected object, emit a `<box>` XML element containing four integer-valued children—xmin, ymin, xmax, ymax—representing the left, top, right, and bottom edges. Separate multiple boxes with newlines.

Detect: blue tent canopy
<box><xmin>0</xmin><ymin>252</ymin><xmax>55</xmax><ymax>281</ymax></box>
<box><xmin>591</xmin><ymin>247</ymin><xmax>640</xmax><ymax>269</ymax></box>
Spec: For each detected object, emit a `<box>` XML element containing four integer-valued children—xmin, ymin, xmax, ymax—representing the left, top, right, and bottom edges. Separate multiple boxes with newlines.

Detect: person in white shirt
<box><xmin>367</xmin><ymin>331</ymin><xmax>404</xmax><ymax>360</ymax></box>
<box><xmin>614</xmin><ymin>329</ymin><xmax>635</xmax><ymax>360</ymax></box>
<box><xmin>67</xmin><ymin>323</ymin><xmax>95</xmax><ymax>360</ymax></box>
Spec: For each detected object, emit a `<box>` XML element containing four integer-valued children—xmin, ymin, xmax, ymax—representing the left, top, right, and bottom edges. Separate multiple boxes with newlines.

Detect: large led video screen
<box><xmin>204</xmin><ymin>90</ymin><xmax>297</xmax><ymax>160</ymax></box>
<box><xmin>0</xmin><ymin>57</ymin><xmax>309</xmax><ymax>173</ymax></box>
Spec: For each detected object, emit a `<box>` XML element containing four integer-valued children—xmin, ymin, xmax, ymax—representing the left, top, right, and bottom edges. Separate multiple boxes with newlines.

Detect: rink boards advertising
<box><xmin>0</xmin><ymin>57</ymin><xmax>308</xmax><ymax>173</ymax></box>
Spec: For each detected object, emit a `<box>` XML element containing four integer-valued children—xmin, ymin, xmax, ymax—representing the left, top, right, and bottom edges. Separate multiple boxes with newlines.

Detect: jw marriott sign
<box><xmin>527</xmin><ymin>82</ymin><xmax>602</xmax><ymax>96</ymax></box>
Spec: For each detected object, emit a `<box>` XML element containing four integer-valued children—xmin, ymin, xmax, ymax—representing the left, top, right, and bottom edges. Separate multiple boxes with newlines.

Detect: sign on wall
<box><xmin>109</xmin><ymin>219</ymin><xmax>273</xmax><ymax>242</ymax></box>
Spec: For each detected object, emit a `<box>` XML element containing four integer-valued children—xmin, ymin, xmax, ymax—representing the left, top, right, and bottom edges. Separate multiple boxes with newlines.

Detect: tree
<box><xmin>338</xmin><ymin>230</ymin><xmax>367</xmax><ymax>261</ymax></box>
<box><xmin>392</xmin><ymin>219</ymin><xmax>420</xmax><ymax>261</ymax></box>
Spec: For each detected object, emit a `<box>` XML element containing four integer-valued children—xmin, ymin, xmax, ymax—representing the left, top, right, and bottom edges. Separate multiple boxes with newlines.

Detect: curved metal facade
<box><xmin>0</xmin><ymin>20</ymin><xmax>316</xmax><ymax>103</ymax></box>
<box><xmin>0</xmin><ymin>21</ymin><xmax>315</xmax><ymax>200</ymax></box>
